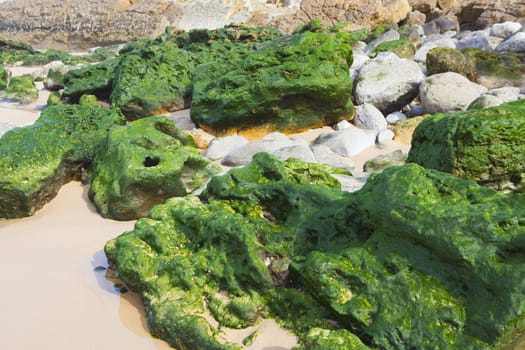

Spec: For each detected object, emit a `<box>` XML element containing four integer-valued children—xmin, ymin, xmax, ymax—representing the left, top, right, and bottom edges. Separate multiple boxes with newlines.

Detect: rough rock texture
<box><xmin>426</xmin><ymin>47</ymin><xmax>525</xmax><ymax>89</ymax></box>
<box><xmin>408</xmin><ymin>99</ymin><xmax>525</xmax><ymax>193</ymax></box>
<box><xmin>354</xmin><ymin>52</ymin><xmax>425</xmax><ymax>114</ymax></box>
<box><xmin>105</xmin><ymin>152</ymin><xmax>525</xmax><ymax>349</ymax></box>
<box><xmin>0</xmin><ymin>104</ymin><xmax>125</xmax><ymax>219</ymax></box>
<box><xmin>0</xmin><ymin>0</ymin><xmax>182</xmax><ymax>50</ymax></box>
<box><xmin>443</xmin><ymin>0</ymin><xmax>525</xmax><ymax>29</ymax></box>
<box><xmin>419</xmin><ymin>72</ymin><xmax>487</xmax><ymax>114</ymax></box>
<box><xmin>89</xmin><ymin>116</ymin><xmax>220</xmax><ymax>220</ymax></box>
<box><xmin>191</xmin><ymin>30</ymin><xmax>354</xmax><ymax>138</ymax></box>
<box><xmin>269</xmin><ymin>0</ymin><xmax>412</xmax><ymax>34</ymax></box>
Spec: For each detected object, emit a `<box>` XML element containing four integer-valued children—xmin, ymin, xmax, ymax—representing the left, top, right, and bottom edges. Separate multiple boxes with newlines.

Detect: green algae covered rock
<box><xmin>0</xmin><ymin>75</ymin><xmax>38</xmax><ymax>103</ymax></box>
<box><xmin>105</xmin><ymin>152</ymin><xmax>525</xmax><ymax>349</ymax></box>
<box><xmin>371</xmin><ymin>38</ymin><xmax>415</xmax><ymax>58</ymax></box>
<box><xmin>407</xmin><ymin>99</ymin><xmax>525</xmax><ymax>193</ymax></box>
<box><xmin>0</xmin><ymin>104</ymin><xmax>125</xmax><ymax>218</ymax></box>
<box><xmin>89</xmin><ymin>116</ymin><xmax>221</xmax><ymax>220</ymax></box>
<box><xmin>110</xmin><ymin>42</ymin><xmax>197</xmax><ymax>120</ymax></box>
<box><xmin>62</xmin><ymin>58</ymin><xmax>119</xmax><ymax>102</ymax></box>
<box><xmin>426</xmin><ymin>47</ymin><xmax>525</xmax><ymax>88</ymax></box>
<box><xmin>190</xmin><ymin>30</ymin><xmax>354</xmax><ymax>137</ymax></box>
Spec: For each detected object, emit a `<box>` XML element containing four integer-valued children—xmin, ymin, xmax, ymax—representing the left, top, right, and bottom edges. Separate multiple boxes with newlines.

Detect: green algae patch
<box><xmin>190</xmin><ymin>30</ymin><xmax>354</xmax><ymax>137</ymax></box>
<box><xmin>426</xmin><ymin>47</ymin><xmax>525</xmax><ymax>88</ymax></box>
<box><xmin>89</xmin><ymin>116</ymin><xmax>221</xmax><ymax>220</ymax></box>
<box><xmin>0</xmin><ymin>75</ymin><xmax>38</xmax><ymax>103</ymax></box>
<box><xmin>110</xmin><ymin>42</ymin><xmax>197</xmax><ymax>120</ymax></box>
<box><xmin>0</xmin><ymin>104</ymin><xmax>125</xmax><ymax>218</ymax></box>
<box><xmin>62</xmin><ymin>58</ymin><xmax>119</xmax><ymax>103</ymax></box>
<box><xmin>407</xmin><ymin>99</ymin><xmax>525</xmax><ymax>193</ymax></box>
<box><xmin>371</xmin><ymin>38</ymin><xmax>415</xmax><ymax>58</ymax></box>
<box><xmin>105</xmin><ymin>152</ymin><xmax>525</xmax><ymax>349</ymax></box>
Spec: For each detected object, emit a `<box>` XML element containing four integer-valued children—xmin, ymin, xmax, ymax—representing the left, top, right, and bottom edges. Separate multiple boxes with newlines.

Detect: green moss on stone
<box><xmin>0</xmin><ymin>104</ymin><xmax>125</xmax><ymax>218</ymax></box>
<box><xmin>407</xmin><ymin>99</ymin><xmax>525</xmax><ymax>193</ymax></box>
<box><xmin>190</xmin><ymin>30</ymin><xmax>354</xmax><ymax>135</ymax></box>
<box><xmin>426</xmin><ymin>47</ymin><xmax>525</xmax><ymax>87</ymax></box>
<box><xmin>371</xmin><ymin>38</ymin><xmax>415</xmax><ymax>58</ymax></box>
<box><xmin>89</xmin><ymin>116</ymin><xmax>221</xmax><ymax>220</ymax></box>
<box><xmin>62</xmin><ymin>58</ymin><xmax>119</xmax><ymax>102</ymax></box>
<box><xmin>110</xmin><ymin>42</ymin><xmax>197</xmax><ymax>120</ymax></box>
<box><xmin>105</xmin><ymin>152</ymin><xmax>525</xmax><ymax>349</ymax></box>
<box><xmin>0</xmin><ymin>75</ymin><xmax>38</xmax><ymax>103</ymax></box>
<box><xmin>46</xmin><ymin>91</ymin><xmax>63</xmax><ymax>106</ymax></box>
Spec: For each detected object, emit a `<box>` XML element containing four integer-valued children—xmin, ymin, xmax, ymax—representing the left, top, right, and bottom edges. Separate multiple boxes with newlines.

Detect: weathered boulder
<box><xmin>426</xmin><ymin>47</ymin><xmax>525</xmax><ymax>89</ymax></box>
<box><xmin>109</xmin><ymin>42</ymin><xmax>195</xmax><ymax>120</ymax></box>
<box><xmin>490</xmin><ymin>21</ymin><xmax>523</xmax><ymax>39</ymax></box>
<box><xmin>408</xmin><ymin>99</ymin><xmax>525</xmax><ymax>193</ymax></box>
<box><xmin>89</xmin><ymin>116</ymin><xmax>221</xmax><ymax>220</ymax></box>
<box><xmin>363</xmin><ymin>149</ymin><xmax>407</xmax><ymax>172</ymax></box>
<box><xmin>312</xmin><ymin>126</ymin><xmax>377</xmax><ymax>157</ymax></box>
<box><xmin>353</xmin><ymin>103</ymin><xmax>387</xmax><ymax>131</ymax></box>
<box><xmin>0</xmin><ymin>104</ymin><xmax>125</xmax><ymax>218</ymax></box>
<box><xmin>354</xmin><ymin>52</ymin><xmax>425</xmax><ymax>114</ymax></box>
<box><xmin>62</xmin><ymin>58</ymin><xmax>119</xmax><ymax>102</ymax></box>
<box><xmin>419</xmin><ymin>72</ymin><xmax>487</xmax><ymax>113</ymax></box>
<box><xmin>496</xmin><ymin>32</ymin><xmax>525</xmax><ymax>53</ymax></box>
<box><xmin>191</xmin><ymin>30</ymin><xmax>354</xmax><ymax>138</ymax></box>
<box><xmin>468</xmin><ymin>87</ymin><xmax>523</xmax><ymax>110</ymax></box>
<box><xmin>0</xmin><ymin>75</ymin><xmax>38</xmax><ymax>104</ymax></box>
<box><xmin>443</xmin><ymin>0</ymin><xmax>525</xmax><ymax>29</ymax></box>
<box><xmin>105</xmin><ymin>152</ymin><xmax>525</xmax><ymax>349</ymax></box>
<box><xmin>392</xmin><ymin>115</ymin><xmax>427</xmax><ymax>144</ymax></box>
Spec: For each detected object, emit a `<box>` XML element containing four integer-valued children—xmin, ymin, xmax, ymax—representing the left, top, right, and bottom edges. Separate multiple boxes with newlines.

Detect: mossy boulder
<box><xmin>105</xmin><ymin>152</ymin><xmax>525</xmax><ymax>349</ymax></box>
<box><xmin>0</xmin><ymin>104</ymin><xmax>125</xmax><ymax>218</ymax></box>
<box><xmin>62</xmin><ymin>58</ymin><xmax>119</xmax><ymax>102</ymax></box>
<box><xmin>407</xmin><ymin>99</ymin><xmax>525</xmax><ymax>193</ymax></box>
<box><xmin>426</xmin><ymin>47</ymin><xmax>525</xmax><ymax>88</ymax></box>
<box><xmin>371</xmin><ymin>38</ymin><xmax>415</xmax><ymax>58</ymax></box>
<box><xmin>190</xmin><ymin>30</ymin><xmax>355</xmax><ymax>137</ymax></box>
<box><xmin>0</xmin><ymin>75</ymin><xmax>38</xmax><ymax>103</ymax></box>
<box><xmin>89</xmin><ymin>116</ymin><xmax>221</xmax><ymax>220</ymax></box>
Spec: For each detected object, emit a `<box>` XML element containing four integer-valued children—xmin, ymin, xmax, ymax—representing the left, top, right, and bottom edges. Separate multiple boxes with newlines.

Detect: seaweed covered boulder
<box><xmin>407</xmin><ymin>99</ymin><xmax>525</xmax><ymax>193</ymax></box>
<box><xmin>89</xmin><ymin>116</ymin><xmax>221</xmax><ymax>220</ymax></box>
<box><xmin>0</xmin><ymin>75</ymin><xmax>38</xmax><ymax>103</ymax></box>
<box><xmin>105</xmin><ymin>153</ymin><xmax>525</xmax><ymax>349</ymax></box>
<box><xmin>0</xmin><ymin>104</ymin><xmax>125</xmax><ymax>219</ymax></box>
<box><xmin>190</xmin><ymin>30</ymin><xmax>355</xmax><ymax>138</ymax></box>
<box><xmin>62</xmin><ymin>58</ymin><xmax>119</xmax><ymax>102</ymax></box>
<box><xmin>426</xmin><ymin>47</ymin><xmax>525</xmax><ymax>89</ymax></box>
<box><xmin>109</xmin><ymin>41</ymin><xmax>197</xmax><ymax>120</ymax></box>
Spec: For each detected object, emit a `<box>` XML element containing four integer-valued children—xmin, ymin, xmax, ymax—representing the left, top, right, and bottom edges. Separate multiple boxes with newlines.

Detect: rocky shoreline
<box><xmin>0</xmin><ymin>7</ymin><xmax>524</xmax><ymax>350</ymax></box>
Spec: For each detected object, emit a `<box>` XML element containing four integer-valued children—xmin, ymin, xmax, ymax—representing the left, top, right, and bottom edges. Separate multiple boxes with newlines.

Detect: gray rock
<box><xmin>273</xmin><ymin>144</ymin><xmax>316</xmax><ymax>163</ymax></box>
<box><xmin>489</xmin><ymin>87</ymin><xmax>522</xmax><ymax>102</ymax></box>
<box><xmin>386</xmin><ymin>111</ymin><xmax>407</xmax><ymax>124</ymax></box>
<box><xmin>312</xmin><ymin>126</ymin><xmax>377</xmax><ymax>157</ymax></box>
<box><xmin>311</xmin><ymin>145</ymin><xmax>355</xmax><ymax>172</ymax></box>
<box><xmin>222</xmin><ymin>132</ymin><xmax>302</xmax><ymax>166</ymax></box>
<box><xmin>363</xmin><ymin>149</ymin><xmax>407</xmax><ymax>172</ymax></box>
<box><xmin>364</xmin><ymin>29</ymin><xmax>400</xmax><ymax>55</ymax></box>
<box><xmin>205</xmin><ymin>135</ymin><xmax>249</xmax><ymax>160</ymax></box>
<box><xmin>491</xmin><ymin>21</ymin><xmax>522</xmax><ymax>39</ymax></box>
<box><xmin>496</xmin><ymin>32</ymin><xmax>525</xmax><ymax>52</ymax></box>
<box><xmin>414</xmin><ymin>37</ymin><xmax>457</xmax><ymax>62</ymax></box>
<box><xmin>467</xmin><ymin>94</ymin><xmax>503</xmax><ymax>110</ymax></box>
<box><xmin>333</xmin><ymin>119</ymin><xmax>352</xmax><ymax>130</ymax></box>
<box><xmin>354</xmin><ymin>103</ymin><xmax>387</xmax><ymax>131</ymax></box>
<box><xmin>423</xmin><ymin>15</ymin><xmax>459</xmax><ymax>35</ymax></box>
<box><xmin>420</xmin><ymin>72</ymin><xmax>488</xmax><ymax>114</ymax></box>
<box><xmin>354</xmin><ymin>52</ymin><xmax>425</xmax><ymax>114</ymax></box>
<box><xmin>376</xmin><ymin>129</ymin><xmax>395</xmax><ymax>145</ymax></box>
<box><xmin>350</xmin><ymin>49</ymin><xmax>370</xmax><ymax>80</ymax></box>
<box><xmin>456</xmin><ymin>29</ymin><xmax>495</xmax><ymax>50</ymax></box>
<box><xmin>405</xmin><ymin>103</ymin><xmax>426</xmax><ymax>117</ymax></box>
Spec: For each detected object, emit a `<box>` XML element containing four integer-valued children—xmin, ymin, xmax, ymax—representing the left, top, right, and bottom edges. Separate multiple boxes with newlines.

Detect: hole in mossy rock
<box><xmin>510</xmin><ymin>173</ymin><xmax>522</xmax><ymax>186</ymax></box>
<box><xmin>144</xmin><ymin>156</ymin><xmax>160</xmax><ymax>167</ymax></box>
